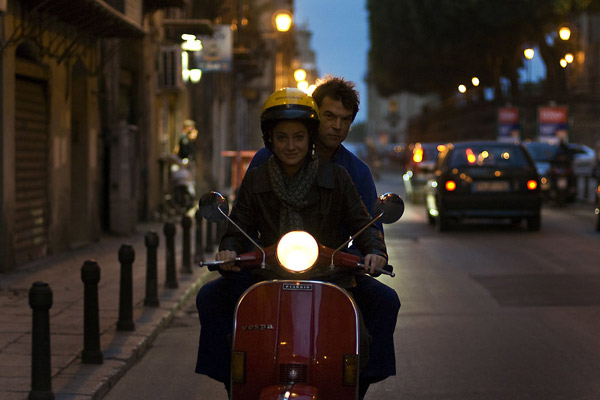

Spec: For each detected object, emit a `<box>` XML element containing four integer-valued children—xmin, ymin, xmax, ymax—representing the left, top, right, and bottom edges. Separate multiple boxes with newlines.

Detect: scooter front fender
<box><xmin>231</xmin><ymin>280</ymin><xmax>360</xmax><ymax>400</ymax></box>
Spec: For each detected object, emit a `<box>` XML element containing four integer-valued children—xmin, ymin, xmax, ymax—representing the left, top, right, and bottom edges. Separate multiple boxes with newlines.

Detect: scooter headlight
<box><xmin>276</xmin><ymin>231</ymin><xmax>319</xmax><ymax>273</ymax></box>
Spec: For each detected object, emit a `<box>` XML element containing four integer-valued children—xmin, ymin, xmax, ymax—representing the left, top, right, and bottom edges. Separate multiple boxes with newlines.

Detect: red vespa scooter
<box><xmin>198</xmin><ymin>191</ymin><xmax>404</xmax><ymax>400</ymax></box>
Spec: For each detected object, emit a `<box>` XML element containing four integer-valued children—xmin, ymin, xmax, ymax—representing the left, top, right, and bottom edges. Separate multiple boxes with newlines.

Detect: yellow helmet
<box><xmin>260</xmin><ymin>88</ymin><xmax>320</xmax><ymax>151</ymax></box>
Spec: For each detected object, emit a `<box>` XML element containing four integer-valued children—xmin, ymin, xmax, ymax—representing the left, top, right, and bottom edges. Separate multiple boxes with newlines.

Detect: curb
<box><xmin>86</xmin><ymin>270</ymin><xmax>216</xmax><ymax>400</ymax></box>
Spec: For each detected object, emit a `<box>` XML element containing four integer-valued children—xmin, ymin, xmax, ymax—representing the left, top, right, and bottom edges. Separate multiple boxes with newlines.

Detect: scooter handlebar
<box><xmin>357</xmin><ymin>263</ymin><xmax>395</xmax><ymax>277</ymax></box>
<box><xmin>200</xmin><ymin>258</ymin><xmax>395</xmax><ymax>278</ymax></box>
<box><xmin>199</xmin><ymin>257</ymin><xmax>241</xmax><ymax>272</ymax></box>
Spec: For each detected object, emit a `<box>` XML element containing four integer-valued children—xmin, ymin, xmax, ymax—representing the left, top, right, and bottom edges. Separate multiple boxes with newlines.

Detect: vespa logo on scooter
<box><xmin>282</xmin><ymin>283</ymin><xmax>313</xmax><ymax>291</ymax></box>
<box><xmin>242</xmin><ymin>324</ymin><xmax>274</xmax><ymax>331</ymax></box>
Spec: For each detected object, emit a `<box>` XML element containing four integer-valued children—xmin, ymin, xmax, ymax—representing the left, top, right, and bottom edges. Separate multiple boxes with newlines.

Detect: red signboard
<box><xmin>538</xmin><ymin>106</ymin><xmax>568</xmax><ymax>142</ymax></box>
<box><xmin>497</xmin><ymin>107</ymin><xmax>520</xmax><ymax>142</ymax></box>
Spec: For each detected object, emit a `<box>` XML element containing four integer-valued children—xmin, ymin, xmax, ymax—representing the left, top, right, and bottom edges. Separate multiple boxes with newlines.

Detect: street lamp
<box><xmin>564</xmin><ymin>53</ymin><xmax>574</xmax><ymax>63</ymax></box>
<box><xmin>559</xmin><ymin>26</ymin><xmax>571</xmax><ymax>41</ymax></box>
<box><xmin>297</xmin><ymin>80</ymin><xmax>309</xmax><ymax>92</ymax></box>
<box><xmin>273</xmin><ymin>10</ymin><xmax>292</xmax><ymax>33</ymax></box>
<box><xmin>523</xmin><ymin>47</ymin><xmax>534</xmax><ymax>84</ymax></box>
<box><xmin>560</xmin><ymin>58</ymin><xmax>568</xmax><ymax>68</ymax></box>
<box><xmin>273</xmin><ymin>9</ymin><xmax>293</xmax><ymax>89</ymax></box>
<box><xmin>294</xmin><ymin>68</ymin><xmax>307</xmax><ymax>82</ymax></box>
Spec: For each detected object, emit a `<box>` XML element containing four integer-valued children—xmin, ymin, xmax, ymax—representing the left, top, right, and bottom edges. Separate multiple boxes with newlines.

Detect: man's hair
<box><xmin>312</xmin><ymin>75</ymin><xmax>360</xmax><ymax>121</ymax></box>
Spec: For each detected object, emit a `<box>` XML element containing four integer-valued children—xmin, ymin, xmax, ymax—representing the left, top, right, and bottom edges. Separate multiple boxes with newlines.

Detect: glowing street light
<box><xmin>471</xmin><ymin>77</ymin><xmax>480</xmax><ymax>87</ymax></box>
<box><xmin>524</xmin><ymin>48</ymin><xmax>535</xmax><ymax>60</ymax></box>
<box><xmin>565</xmin><ymin>53</ymin><xmax>574</xmax><ymax>63</ymax></box>
<box><xmin>458</xmin><ymin>84</ymin><xmax>467</xmax><ymax>93</ymax></box>
<box><xmin>181</xmin><ymin>34</ymin><xmax>202</xmax><ymax>51</ymax></box>
<box><xmin>294</xmin><ymin>68</ymin><xmax>307</xmax><ymax>82</ymax></box>
<box><xmin>559</xmin><ymin>26</ymin><xmax>571</xmax><ymax>41</ymax></box>
<box><xmin>190</xmin><ymin>69</ymin><xmax>202</xmax><ymax>83</ymax></box>
<box><xmin>274</xmin><ymin>10</ymin><xmax>293</xmax><ymax>32</ymax></box>
<box><xmin>297</xmin><ymin>80</ymin><xmax>309</xmax><ymax>92</ymax></box>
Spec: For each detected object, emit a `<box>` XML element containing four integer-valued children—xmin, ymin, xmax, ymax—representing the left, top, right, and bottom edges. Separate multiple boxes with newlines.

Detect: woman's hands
<box><xmin>215</xmin><ymin>250</ymin><xmax>240</xmax><ymax>272</ymax></box>
<box><xmin>363</xmin><ymin>254</ymin><xmax>387</xmax><ymax>275</ymax></box>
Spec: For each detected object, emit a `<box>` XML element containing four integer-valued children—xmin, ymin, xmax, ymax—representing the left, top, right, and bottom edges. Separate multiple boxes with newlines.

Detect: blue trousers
<box><xmin>195</xmin><ymin>273</ymin><xmax>400</xmax><ymax>383</ymax></box>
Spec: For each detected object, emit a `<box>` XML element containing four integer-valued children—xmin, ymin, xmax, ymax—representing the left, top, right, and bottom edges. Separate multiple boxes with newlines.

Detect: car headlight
<box><xmin>276</xmin><ymin>231</ymin><xmax>319</xmax><ymax>273</ymax></box>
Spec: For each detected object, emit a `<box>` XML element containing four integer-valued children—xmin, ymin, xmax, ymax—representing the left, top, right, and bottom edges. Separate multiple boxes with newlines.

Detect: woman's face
<box><xmin>271</xmin><ymin>120</ymin><xmax>310</xmax><ymax>175</ymax></box>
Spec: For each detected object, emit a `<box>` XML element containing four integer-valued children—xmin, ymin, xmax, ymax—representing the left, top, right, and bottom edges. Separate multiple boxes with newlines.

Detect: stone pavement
<box><xmin>0</xmin><ymin>219</ymin><xmax>218</xmax><ymax>400</ymax></box>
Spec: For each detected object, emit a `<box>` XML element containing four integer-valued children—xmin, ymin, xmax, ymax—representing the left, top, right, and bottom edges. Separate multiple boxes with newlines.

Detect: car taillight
<box><xmin>445</xmin><ymin>180</ymin><xmax>457</xmax><ymax>191</ymax></box>
<box><xmin>413</xmin><ymin>148</ymin><xmax>423</xmax><ymax>163</ymax></box>
<box><xmin>527</xmin><ymin>180</ymin><xmax>538</xmax><ymax>190</ymax></box>
<box><xmin>465</xmin><ymin>148</ymin><xmax>476</xmax><ymax>164</ymax></box>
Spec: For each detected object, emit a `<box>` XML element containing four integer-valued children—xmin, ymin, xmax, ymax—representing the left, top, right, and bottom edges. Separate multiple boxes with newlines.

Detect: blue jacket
<box><xmin>247</xmin><ymin>144</ymin><xmax>383</xmax><ymax>235</ymax></box>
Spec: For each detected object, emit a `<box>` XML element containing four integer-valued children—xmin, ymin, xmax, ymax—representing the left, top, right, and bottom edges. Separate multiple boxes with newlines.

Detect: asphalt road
<box><xmin>104</xmin><ymin>172</ymin><xmax>600</xmax><ymax>400</ymax></box>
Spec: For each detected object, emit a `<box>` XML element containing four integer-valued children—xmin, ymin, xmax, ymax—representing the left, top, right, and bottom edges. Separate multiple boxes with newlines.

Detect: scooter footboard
<box><xmin>231</xmin><ymin>280</ymin><xmax>360</xmax><ymax>400</ymax></box>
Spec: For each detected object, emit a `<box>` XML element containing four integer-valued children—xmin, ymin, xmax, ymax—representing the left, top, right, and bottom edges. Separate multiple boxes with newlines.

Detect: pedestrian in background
<box><xmin>174</xmin><ymin>119</ymin><xmax>198</xmax><ymax>161</ymax></box>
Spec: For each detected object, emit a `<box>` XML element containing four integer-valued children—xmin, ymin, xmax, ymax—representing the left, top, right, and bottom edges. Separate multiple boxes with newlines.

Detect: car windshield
<box><xmin>422</xmin><ymin>145</ymin><xmax>442</xmax><ymax>161</ymax></box>
<box><xmin>524</xmin><ymin>143</ymin><xmax>557</xmax><ymax>161</ymax></box>
<box><xmin>448</xmin><ymin>145</ymin><xmax>530</xmax><ymax>168</ymax></box>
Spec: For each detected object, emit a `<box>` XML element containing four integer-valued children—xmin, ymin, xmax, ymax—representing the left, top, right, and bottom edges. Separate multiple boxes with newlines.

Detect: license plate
<box><xmin>557</xmin><ymin>177</ymin><xmax>568</xmax><ymax>189</ymax></box>
<box><xmin>473</xmin><ymin>181</ymin><xmax>510</xmax><ymax>192</ymax></box>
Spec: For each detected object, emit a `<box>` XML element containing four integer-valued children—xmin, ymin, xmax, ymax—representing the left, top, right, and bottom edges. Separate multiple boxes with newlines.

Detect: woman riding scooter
<box><xmin>195</xmin><ymin>88</ymin><xmax>392</xmax><ymax>399</ymax></box>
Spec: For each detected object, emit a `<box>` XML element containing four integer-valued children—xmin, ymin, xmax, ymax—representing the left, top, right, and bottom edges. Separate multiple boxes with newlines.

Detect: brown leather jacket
<box><xmin>220</xmin><ymin>160</ymin><xmax>387</xmax><ymax>263</ymax></box>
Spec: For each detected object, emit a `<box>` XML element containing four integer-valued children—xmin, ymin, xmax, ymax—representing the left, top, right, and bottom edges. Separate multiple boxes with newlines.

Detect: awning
<box><xmin>19</xmin><ymin>0</ymin><xmax>146</xmax><ymax>38</ymax></box>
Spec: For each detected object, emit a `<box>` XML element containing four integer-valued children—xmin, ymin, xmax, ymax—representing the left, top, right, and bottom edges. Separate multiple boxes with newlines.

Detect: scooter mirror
<box><xmin>199</xmin><ymin>191</ymin><xmax>229</xmax><ymax>222</ymax></box>
<box><xmin>373</xmin><ymin>193</ymin><xmax>404</xmax><ymax>224</ymax></box>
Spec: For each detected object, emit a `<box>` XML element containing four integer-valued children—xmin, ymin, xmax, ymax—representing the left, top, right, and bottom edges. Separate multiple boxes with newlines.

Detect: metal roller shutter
<box><xmin>14</xmin><ymin>77</ymin><xmax>49</xmax><ymax>265</ymax></box>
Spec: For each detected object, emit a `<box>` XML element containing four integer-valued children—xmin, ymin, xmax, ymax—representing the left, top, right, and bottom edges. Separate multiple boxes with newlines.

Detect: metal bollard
<box><xmin>29</xmin><ymin>281</ymin><xmax>54</xmax><ymax>400</ymax></box>
<box><xmin>117</xmin><ymin>244</ymin><xmax>135</xmax><ymax>331</ymax></box>
<box><xmin>81</xmin><ymin>260</ymin><xmax>103</xmax><ymax>364</ymax></box>
<box><xmin>164</xmin><ymin>222</ymin><xmax>178</xmax><ymax>288</ymax></box>
<box><xmin>181</xmin><ymin>215</ymin><xmax>192</xmax><ymax>274</ymax></box>
<box><xmin>194</xmin><ymin>209</ymin><xmax>204</xmax><ymax>263</ymax></box>
<box><xmin>144</xmin><ymin>231</ymin><xmax>160</xmax><ymax>307</ymax></box>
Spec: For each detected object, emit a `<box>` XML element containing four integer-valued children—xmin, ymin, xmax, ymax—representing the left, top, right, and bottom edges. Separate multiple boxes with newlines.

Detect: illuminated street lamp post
<box><xmin>273</xmin><ymin>10</ymin><xmax>293</xmax><ymax>89</ymax></box>
<box><xmin>524</xmin><ymin>47</ymin><xmax>534</xmax><ymax>84</ymax></box>
<box><xmin>559</xmin><ymin>26</ymin><xmax>571</xmax><ymax>41</ymax></box>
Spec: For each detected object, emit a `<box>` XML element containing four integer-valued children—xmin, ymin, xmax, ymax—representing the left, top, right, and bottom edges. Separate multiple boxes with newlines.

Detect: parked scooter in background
<box><xmin>548</xmin><ymin>140</ymin><xmax>576</xmax><ymax>207</ymax></box>
<box><xmin>198</xmin><ymin>191</ymin><xmax>404</xmax><ymax>400</ymax></box>
<box><xmin>548</xmin><ymin>163</ymin><xmax>576</xmax><ymax>206</ymax></box>
<box><xmin>159</xmin><ymin>153</ymin><xmax>196</xmax><ymax>217</ymax></box>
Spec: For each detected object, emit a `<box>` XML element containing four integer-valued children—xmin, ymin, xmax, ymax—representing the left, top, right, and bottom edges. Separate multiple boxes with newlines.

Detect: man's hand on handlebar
<box><xmin>363</xmin><ymin>254</ymin><xmax>387</xmax><ymax>275</ymax></box>
<box><xmin>215</xmin><ymin>250</ymin><xmax>240</xmax><ymax>272</ymax></box>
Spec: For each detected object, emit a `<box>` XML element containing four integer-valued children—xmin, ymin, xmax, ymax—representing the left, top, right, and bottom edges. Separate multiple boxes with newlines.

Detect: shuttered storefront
<box><xmin>14</xmin><ymin>77</ymin><xmax>49</xmax><ymax>265</ymax></box>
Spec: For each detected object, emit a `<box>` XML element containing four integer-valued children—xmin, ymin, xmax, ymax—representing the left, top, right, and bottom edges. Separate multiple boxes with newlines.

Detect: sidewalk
<box><xmin>0</xmin><ymin>219</ymin><xmax>218</xmax><ymax>400</ymax></box>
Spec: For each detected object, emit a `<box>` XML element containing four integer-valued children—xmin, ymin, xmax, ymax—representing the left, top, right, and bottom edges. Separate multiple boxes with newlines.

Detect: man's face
<box><xmin>317</xmin><ymin>96</ymin><xmax>354</xmax><ymax>151</ymax></box>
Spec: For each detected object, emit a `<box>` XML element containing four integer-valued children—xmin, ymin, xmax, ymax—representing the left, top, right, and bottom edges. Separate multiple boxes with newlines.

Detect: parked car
<box><xmin>595</xmin><ymin>183</ymin><xmax>600</xmax><ymax>232</ymax></box>
<box><xmin>425</xmin><ymin>141</ymin><xmax>542</xmax><ymax>231</ymax></box>
<box><xmin>403</xmin><ymin>142</ymin><xmax>445</xmax><ymax>203</ymax></box>
<box><xmin>522</xmin><ymin>141</ymin><xmax>555</xmax><ymax>194</ymax></box>
<box><xmin>567</xmin><ymin>142</ymin><xmax>596</xmax><ymax>176</ymax></box>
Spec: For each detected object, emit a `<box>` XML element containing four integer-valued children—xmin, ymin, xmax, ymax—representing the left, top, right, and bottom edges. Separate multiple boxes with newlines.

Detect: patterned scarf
<box><xmin>268</xmin><ymin>155</ymin><xmax>319</xmax><ymax>234</ymax></box>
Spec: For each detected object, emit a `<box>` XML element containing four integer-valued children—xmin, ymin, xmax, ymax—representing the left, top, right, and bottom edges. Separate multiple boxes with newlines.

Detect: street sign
<box><xmin>195</xmin><ymin>25</ymin><xmax>233</xmax><ymax>72</ymax></box>
<box><xmin>538</xmin><ymin>106</ymin><xmax>568</xmax><ymax>144</ymax></box>
<box><xmin>497</xmin><ymin>107</ymin><xmax>520</xmax><ymax>142</ymax></box>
